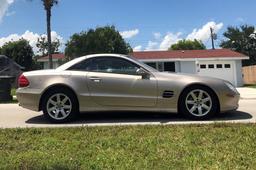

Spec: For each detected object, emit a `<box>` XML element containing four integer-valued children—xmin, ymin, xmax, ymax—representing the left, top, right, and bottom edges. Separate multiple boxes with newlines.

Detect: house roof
<box><xmin>37</xmin><ymin>53</ymin><xmax>65</xmax><ymax>61</ymax></box>
<box><xmin>37</xmin><ymin>49</ymin><xmax>248</xmax><ymax>62</ymax></box>
<box><xmin>131</xmin><ymin>49</ymin><xmax>248</xmax><ymax>60</ymax></box>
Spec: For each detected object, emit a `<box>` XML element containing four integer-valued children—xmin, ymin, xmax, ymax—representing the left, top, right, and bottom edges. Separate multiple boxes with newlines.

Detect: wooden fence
<box><xmin>243</xmin><ymin>65</ymin><xmax>256</xmax><ymax>84</ymax></box>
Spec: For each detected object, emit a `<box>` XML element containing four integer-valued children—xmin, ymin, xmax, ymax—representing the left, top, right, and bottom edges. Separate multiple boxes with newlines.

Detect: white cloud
<box><xmin>144</xmin><ymin>32</ymin><xmax>182</xmax><ymax>51</ymax></box>
<box><xmin>145</xmin><ymin>41</ymin><xmax>159</xmax><ymax>51</ymax></box>
<box><xmin>186</xmin><ymin>21</ymin><xmax>223</xmax><ymax>42</ymax></box>
<box><xmin>153</xmin><ymin>32</ymin><xmax>161</xmax><ymax>40</ymax></box>
<box><xmin>236</xmin><ymin>17</ymin><xmax>245</xmax><ymax>23</ymax></box>
<box><xmin>133</xmin><ymin>45</ymin><xmax>142</xmax><ymax>51</ymax></box>
<box><xmin>0</xmin><ymin>0</ymin><xmax>15</xmax><ymax>22</ymax></box>
<box><xmin>137</xmin><ymin>21</ymin><xmax>225</xmax><ymax>51</ymax></box>
<box><xmin>0</xmin><ymin>30</ymin><xmax>64</xmax><ymax>55</ymax></box>
<box><xmin>159</xmin><ymin>32</ymin><xmax>182</xmax><ymax>50</ymax></box>
<box><xmin>120</xmin><ymin>29</ymin><xmax>139</xmax><ymax>39</ymax></box>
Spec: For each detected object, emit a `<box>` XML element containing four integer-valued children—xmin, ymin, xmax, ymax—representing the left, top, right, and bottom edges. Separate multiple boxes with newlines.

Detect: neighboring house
<box><xmin>132</xmin><ymin>49</ymin><xmax>249</xmax><ymax>87</ymax></box>
<box><xmin>37</xmin><ymin>53</ymin><xmax>65</xmax><ymax>69</ymax></box>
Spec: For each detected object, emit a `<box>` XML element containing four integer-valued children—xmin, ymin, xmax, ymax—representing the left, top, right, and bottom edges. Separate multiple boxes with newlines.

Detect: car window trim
<box><xmin>67</xmin><ymin>56</ymin><xmax>151</xmax><ymax>75</ymax></box>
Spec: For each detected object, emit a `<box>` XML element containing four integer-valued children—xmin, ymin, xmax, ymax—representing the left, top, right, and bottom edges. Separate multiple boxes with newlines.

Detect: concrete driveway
<box><xmin>0</xmin><ymin>87</ymin><xmax>255</xmax><ymax>128</ymax></box>
<box><xmin>237</xmin><ymin>87</ymin><xmax>256</xmax><ymax>99</ymax></box>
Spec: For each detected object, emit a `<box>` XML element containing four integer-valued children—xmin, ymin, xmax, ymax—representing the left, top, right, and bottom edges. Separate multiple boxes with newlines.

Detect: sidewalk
<box><xmin>237</xmin><ymin>87</ymin><xmax>256</xmax><ymax>99</ymax></box>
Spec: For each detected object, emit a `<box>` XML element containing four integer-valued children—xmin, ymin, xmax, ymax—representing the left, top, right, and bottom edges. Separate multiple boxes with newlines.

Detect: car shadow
<box><xmin>25</xmin><ymin>110</ymin><xmax>253</xmax><ymax>125</ymax></box>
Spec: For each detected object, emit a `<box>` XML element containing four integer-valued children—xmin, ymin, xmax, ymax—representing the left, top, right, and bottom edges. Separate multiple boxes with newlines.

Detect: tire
<box><xmin>42</xmin><ymin>88</ymin><xmax>78</xmax><ymax>123</ymax></box>
<box><xmin>179</xmin><ymin>86</ymin><xmax>218</xmax><ymax>120</ymax></box>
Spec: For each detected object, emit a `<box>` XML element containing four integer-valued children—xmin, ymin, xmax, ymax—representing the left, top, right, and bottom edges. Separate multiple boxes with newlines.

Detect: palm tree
<box><xmin>42</xmin><ymin>0</ymin><xmax>58</xmax><ymax>69</ymax></box>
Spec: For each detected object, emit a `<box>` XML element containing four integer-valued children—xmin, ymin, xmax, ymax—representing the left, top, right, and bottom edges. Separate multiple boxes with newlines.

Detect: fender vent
<box><xmin>163</xmin><ymin>90</ymin><xmax>174</xmax><ymax>98</ymax></box>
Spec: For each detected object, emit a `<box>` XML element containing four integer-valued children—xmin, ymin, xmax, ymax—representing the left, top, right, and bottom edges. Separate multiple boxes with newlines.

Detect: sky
<box><xmin>0</xmin><ymin>0</ymin><xmax>256</xmax><ymax>54</ymax></box>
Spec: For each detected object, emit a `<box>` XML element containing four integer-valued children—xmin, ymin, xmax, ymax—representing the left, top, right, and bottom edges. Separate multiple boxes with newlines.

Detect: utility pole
<box><xmin>210</xmin><ymin>27</ymin><xmax>215</xmax><ymax>50</ymax></box>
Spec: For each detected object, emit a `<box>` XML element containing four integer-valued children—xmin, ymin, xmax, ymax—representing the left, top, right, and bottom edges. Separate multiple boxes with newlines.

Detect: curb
<box><xmin>240</xmin><ymin>97</ymin><xmax>256</xmax><ymax>100</ymax></box>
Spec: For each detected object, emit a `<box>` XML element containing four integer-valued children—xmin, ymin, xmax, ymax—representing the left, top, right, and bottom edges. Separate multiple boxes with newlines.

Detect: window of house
<box><xmin>224</xmin><ymin>64</ymin><xmax>231</xmax><ymax>68</ymax></box>
<box><xmin>217</xmin><ymin>64</ymin><xmax>222</xmax><ymax>68</ymax></box>
<box><xmin>208</xmin><ymin>64</ymin><xmax>214</xmax><ymax>69</ymax></box>
<box><xmin>157</xmin><ymin>62</ymin><xmax>164</xmax><ymax>72</ymax></box>
<box><xmin>146</xmin><ymin>62</ymin><xmax>157</xmax><ymax>69</ymax></box>
<box><xmin>164</xmin><ymin>62</ymin><xmax>175</xmax><ymax>72</ymax></box>
<box><xmin>200</xmin><ymin>64</ymin><xmax>206</xmax><ymax>69</ymax></box>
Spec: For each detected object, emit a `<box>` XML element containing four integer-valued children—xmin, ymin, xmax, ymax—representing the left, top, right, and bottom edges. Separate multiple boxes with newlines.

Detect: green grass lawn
<box><xmin>244</xmin><ymin>84</ymin><xmax>256</xmax><ymax>88</ymax></box>
<box><xmin>1</xmin><ymin>124</ymin><xmax>256</xmax><ymax>169</ymax></box>
<box><xmin>11</xmin><ymin>88</ymin><xmax>16</xmax><ymax>96</ymax></box>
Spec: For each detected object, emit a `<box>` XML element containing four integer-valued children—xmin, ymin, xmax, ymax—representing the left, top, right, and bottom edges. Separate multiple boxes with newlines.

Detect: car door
<box><xmin>86</xmin><ymin>57</ymin><xmax>157</xmax><ymax>107</ymax></box>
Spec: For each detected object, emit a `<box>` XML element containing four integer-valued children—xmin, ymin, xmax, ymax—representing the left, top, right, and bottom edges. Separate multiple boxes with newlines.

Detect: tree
<box><xmin>220</xmin><ymin>25</ymin><xmax>256</xmax><ymax>66</ymax></box>
<box><xmin>41</xmin><ymin>0</ymin><xmax>58</xmax><ymax>69</ymax></box>
<box><xmin>169</xmin><ymin>39</ymin><xmax>206</xmax><ymax>50</ymax></box>
<box><xmin>65</xmin><ymin>26</ymin><xmax>132</xmax><ymax>59</ymax></box>
<box><xmin>36</xmin><ymin>35</ymin><xmax>60</xmax><ymax>56</ymax></box>
<box><xmin>0</xmin><ymin>39</ymin><xmax>34</xmax><ymax>70</ymax></box>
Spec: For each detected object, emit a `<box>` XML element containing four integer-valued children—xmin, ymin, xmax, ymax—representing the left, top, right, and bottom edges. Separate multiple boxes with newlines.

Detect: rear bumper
<box><xmin>16</xmin><ymin>88</ymin><xmax>41</xmax><ymax>112</ymax></box>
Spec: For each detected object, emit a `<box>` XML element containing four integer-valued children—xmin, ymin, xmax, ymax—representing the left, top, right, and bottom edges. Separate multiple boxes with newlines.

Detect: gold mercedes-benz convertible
<box><xmin>16</xmin><ymin>54</ymin><xmax>240</xmax><ymax>123</ymax></box>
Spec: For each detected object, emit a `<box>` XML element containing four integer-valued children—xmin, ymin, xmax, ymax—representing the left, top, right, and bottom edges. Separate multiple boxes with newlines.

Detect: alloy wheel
<box><xmin>185</xmin><ymin>89</ymin><xmax>212</xmax><ymax>117</ymax></box>
<box><xmin>46</xmin><ymin>93</ymin><xmax>72</xmax><ymax>120</ymax></box>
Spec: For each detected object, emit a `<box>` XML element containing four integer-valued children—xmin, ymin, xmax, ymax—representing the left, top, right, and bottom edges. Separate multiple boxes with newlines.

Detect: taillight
<box><xmin>18</xmin><ymin>74</ymin><xmax>30</xmax><ymax>87</ymax></box>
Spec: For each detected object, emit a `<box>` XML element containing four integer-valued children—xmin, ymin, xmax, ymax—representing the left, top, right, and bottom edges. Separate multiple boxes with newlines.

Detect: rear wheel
<box><xmin>42</xmin><ymin>89</ymin><xmax>78</xmax><ymax>123</ymax></box>
<box><xmin>179</xmin><ymin>86</ymin><xmax>218</xmax><ymax>120</ymax></box>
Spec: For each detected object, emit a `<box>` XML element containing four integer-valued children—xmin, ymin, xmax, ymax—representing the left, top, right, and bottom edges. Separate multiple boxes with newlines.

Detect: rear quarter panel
<box><xmin>17</xmin><ymin>70</ymin><xmax>92</xmax><ymax>111</ymax></box>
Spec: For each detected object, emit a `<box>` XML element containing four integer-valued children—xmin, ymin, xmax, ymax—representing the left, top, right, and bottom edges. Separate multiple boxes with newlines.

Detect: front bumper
<box><xmin>219</xmin><ymin>92</ymin><xmax>240</xmax><ymax>113</ymax></box>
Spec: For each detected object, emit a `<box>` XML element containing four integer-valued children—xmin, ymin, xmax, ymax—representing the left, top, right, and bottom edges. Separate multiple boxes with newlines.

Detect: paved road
<box><xmin>0</xmin><ymin>99</ymin><xmax>255</xmax><ymax>128</ymax></box>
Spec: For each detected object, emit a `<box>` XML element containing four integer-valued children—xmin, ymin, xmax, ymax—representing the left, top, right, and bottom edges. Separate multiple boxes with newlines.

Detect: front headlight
<box><xmin>224</xmin><ymin>81</ymin><xmax>238</xmax><ymax>93</ymax></box>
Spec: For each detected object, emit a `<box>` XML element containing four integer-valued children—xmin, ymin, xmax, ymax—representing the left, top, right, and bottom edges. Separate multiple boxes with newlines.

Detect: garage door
<box><xmin>198</xmin><ymin>61</ymin><xmax>236</xmax><ymax>85</ymax></box>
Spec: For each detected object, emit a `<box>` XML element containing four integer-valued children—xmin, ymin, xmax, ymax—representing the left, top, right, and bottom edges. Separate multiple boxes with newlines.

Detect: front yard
<box><xmin>0</xmin><ymin>124</ymin><xmax>256</xmax><ymax>169</ymax></box>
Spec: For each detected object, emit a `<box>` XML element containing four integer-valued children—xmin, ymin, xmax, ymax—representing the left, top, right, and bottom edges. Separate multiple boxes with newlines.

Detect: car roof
<box><xmin>56</xmin><ymin>53</ymin><xmax>159</xmax><ymax>72</ymax></box>
<box><xmin>56</xmin><ymin>54</ymin><xmax>129</xmax><ymax>71</ymax></box>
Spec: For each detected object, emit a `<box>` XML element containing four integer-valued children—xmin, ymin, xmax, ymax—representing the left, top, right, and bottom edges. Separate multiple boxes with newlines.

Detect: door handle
<box><xmin>89</xmin><ymin>77</ymin><xmax>101</xmax><ymax>82</ymax></box>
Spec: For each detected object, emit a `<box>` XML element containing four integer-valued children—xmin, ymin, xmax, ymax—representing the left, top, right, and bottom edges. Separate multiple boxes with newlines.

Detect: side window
<box><xmin>88</xmin><ymin>57</ymin><xmax>140</xmax><ymax>75</ymax></box>
<box><xmin>68</xmin><ymin>59</ymin><xmax>93</xmax><ymax>71</ymax></box>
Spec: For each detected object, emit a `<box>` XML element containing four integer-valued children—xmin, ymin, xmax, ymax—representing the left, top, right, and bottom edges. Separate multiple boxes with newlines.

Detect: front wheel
<box><xmin>179</xmin><ymin>86</ymin><xmax>218</xmax><ymax>120</ymax></box>
<box><xmin>42</xmin><ymin>89</ymin><xmax>78</xmax><ymax>123</ymax></box>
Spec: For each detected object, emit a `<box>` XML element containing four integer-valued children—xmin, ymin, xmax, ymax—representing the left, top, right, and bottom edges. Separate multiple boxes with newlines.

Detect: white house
<box><xmin>132</xmin><ymin>49</ymin><xmax>248</xmax><ymax>87</ymax></box>
<box><xmin>37</xmin><ymin>54</ymin><xmax>65</xmax><ymax>69</ymax></box>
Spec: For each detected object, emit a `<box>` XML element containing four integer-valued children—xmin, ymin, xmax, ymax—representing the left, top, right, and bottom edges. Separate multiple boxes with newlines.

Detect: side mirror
<box><xmin>136</xmin><ymin>68</ymin><xmax>150</xmax><ymax>79</ymax></box>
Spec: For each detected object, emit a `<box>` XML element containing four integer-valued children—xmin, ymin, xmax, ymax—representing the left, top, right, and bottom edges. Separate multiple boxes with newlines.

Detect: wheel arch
<box><xmin>39</xmin><ymin>84</ymin><xmax>79</xmax><ymax>111</ymax></box>
<box><xmin>177</xmin><ymin>83</ymin><xmax>220</xmax><ymax>114</ymax></box>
